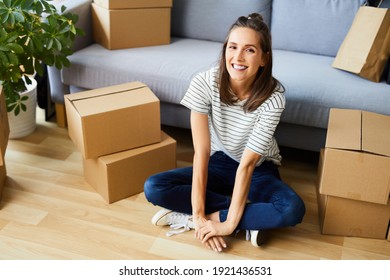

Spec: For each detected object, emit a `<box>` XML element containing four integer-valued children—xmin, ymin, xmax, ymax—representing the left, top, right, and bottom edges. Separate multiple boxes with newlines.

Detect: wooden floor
<box><xmin>0</xmin><ymin>108</ymin><xmax>389</xmax><ymax>260</ymax></box>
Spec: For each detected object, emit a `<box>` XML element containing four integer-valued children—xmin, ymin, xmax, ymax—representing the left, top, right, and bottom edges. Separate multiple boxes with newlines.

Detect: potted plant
<box><xmin>0</xmin><ymin>0</ymin><xmax>83</xmax><ymax>138</ymax></box>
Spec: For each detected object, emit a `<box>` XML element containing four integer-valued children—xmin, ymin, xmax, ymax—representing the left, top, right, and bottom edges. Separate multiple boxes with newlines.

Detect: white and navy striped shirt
<box><xmin>180</xmin><ymin>67</ymin><xmax>285</xmax><ymax>166</ymax></box>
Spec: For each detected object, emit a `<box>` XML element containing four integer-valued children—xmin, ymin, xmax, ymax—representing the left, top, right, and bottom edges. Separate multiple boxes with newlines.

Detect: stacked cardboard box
<box><xmin>317</xmin><ymin>108</ymin><xmax>390</xmax><ymax>240</ymax></box>
<box><xmin>92</xmin><ymin>0</ymin><xmax>173</xmax><ymax>50</ymax></box>
<box><xmin>0</xmin><ymin>87</ymin><xmax>10</xmax><ymax>204</ymax></box>
<box><xmin>65</xmin><ymin>82</ymin><xmax>177</xmax><ymax>203</ymax></box>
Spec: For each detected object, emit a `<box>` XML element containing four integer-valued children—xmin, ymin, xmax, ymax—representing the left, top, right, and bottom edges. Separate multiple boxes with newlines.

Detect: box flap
<box><xmin>362</xmin><ymin>111</ymin><xmax>390</xmax><ymax>157</ymax></box>
<box><xmin>66</xmin><ymin>81</ymin><xmax>146</xmax><ymax>102</ymax></box>
<box><xmin>326</xmin><ymin>108</ymin><xmax>362</xmax><ymax>151</ymax></box>
<box><xmin>93</xmin><ymin>0</ymin><xmax>172</xmax><ymax>9</ymax></box>
<box><xmin>65</xmin><ymin>82</ymin><xmax>159</xmax><ymax>117</ymax></box>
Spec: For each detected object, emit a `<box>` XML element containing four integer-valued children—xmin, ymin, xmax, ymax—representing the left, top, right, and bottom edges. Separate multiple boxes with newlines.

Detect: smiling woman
<box><xmin>225</xmin><ymin>27</ymin><xmax>265</xmax><ymax>101</ymax></box>
<box><xmin>144</xmin><ymin>12</ymin><xmax>305</xmax><ymax>253</ymax></box>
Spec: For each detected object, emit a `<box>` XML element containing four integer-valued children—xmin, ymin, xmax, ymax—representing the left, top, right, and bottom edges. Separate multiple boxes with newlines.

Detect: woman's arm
<box><xmin>198</xmin><ymin>148</ymin><xmax>261</xmax><ymax>240</ymax></box>
<box><xmin>190</xmin><ymin>111</ymin><xmax>210</xmax><ymax>224</ymax></box>
<box><xmin>191</xmin><ymin>111</ymin><xmax>228</xmax><ymax>252</ymax></box>
<box><xmin>225</xmin><ymin>148</ymin><xmax>261</xmax><ymax>231</ymax></box>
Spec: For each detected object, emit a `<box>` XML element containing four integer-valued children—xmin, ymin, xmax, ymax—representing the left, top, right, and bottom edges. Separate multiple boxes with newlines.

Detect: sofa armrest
<box><xmin>53</xmin><ymin>0</ymin><xmax>94</xmax><ymax>52</ymax></box>
<box><xmin>48</xmin><ymin>0</ymin><xmax>93</xmax><ymax>109</ymax></box>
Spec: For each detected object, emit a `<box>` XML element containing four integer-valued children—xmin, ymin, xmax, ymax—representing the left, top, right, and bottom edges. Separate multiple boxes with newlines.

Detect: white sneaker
<box><xmin>152</xmin><ymin>208</ymin><xmax>194</xmax><ymax>237</ymax></box>
<box><xmin>246</xmin><ymin>230</ymin><xmax>266</xmax><ymax>247</ymax></box>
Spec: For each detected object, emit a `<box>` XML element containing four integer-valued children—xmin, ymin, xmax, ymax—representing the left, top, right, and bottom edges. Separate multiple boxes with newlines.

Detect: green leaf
<box><xmin>1</xmin><ymin>11</ymin><xmax>9</xmax><ymax>24</ymax></box>
<box><xmin>42</xmin><ymin>0</ymin><xmax>52</xmax><ymax>13</ymax></box>
<box><xmin>53</xmin><ymin>37</ymin><xmax>62</xmax><ymax>51</ymax></box>
<box><xmin>32</xmin><ymin>37</ymin><xmax>43</xmax><ymax>52</ymax></box>
<box><xmin>21</xmin><ymin>95</ymin><xmax>29</xmax><ymax>101</ymax></box>
<box><xmin>35</xmin><ymin>1</ymin><xmax>43</xmax><ymax>15</ymax></box>
<box><xmin>7</xmin><ymin>103</ymin><xmax>17</xmax><ymax>113</ymax></box>
<box><xmin>7</xmin><ymin>43</ymin><xmax>24</xmax><ymax>54</ymax></box>
<box><xmin>34</xmin><ymin>60</ymin><xmax>44</xmax><ymax>76</ymax></box>
<box><xmin>3</xmin><ymin>0</ymin><xmax>11</xmax><ymax>8</ymax></box>
<box><xmin>6</xmin><ymin>51</ymin><xmax>18</xmax><ymax>65</ymax></box>
<box><xmin>62</xmin><ymin>57</ymin><xmax>70</xmax><ymax>68</ymax></box>
<box><xmin>6</xmin><ymin>33</ymin><xmax>19</xmax><ymax>43</ymax></box>
<box><xmin>23</xmin><ymin>57</ymin><xmax>34</xmax><ymax>74</ymax></box>
<box><xmin>21</xmin><ymin>103</ymin><xmax>27</xmax><ymax>112</ymax></box>
<box><xmin>0</xmin><ymin>51</ymin><xmax>8</xmax><ymax>66</ymax></box>
<box><xmin>46</xmin><ymin>38</ymin><xmax>53</xmax><ymax>49</ymax></box>
<box><xmin>12</xmin><ymin>11</ymin><xmax>24</xmax><ymax>23</ymax></box>
<box><xmin>21</xmin><ymin>0</ymin><xmax>34</xmax><ymax>10</ymax></box>
<box><xmin>0</xmin><ymin>28</ymin><xmax>6</xmax><ymax>41</ymax></box>
<box><xmin>14</xmin><ymin>105</ymin><xmax>20</xmax><ymax>116</ymax></box>
<box><xmin>0</xmin><ymin>45</ymin><xmax>10</xmax><ymax>51</ymax></box>
<box><xmin>8</xmin><ymin>12</ymin><xmax>15</xmax><ymax>26</ymax></box>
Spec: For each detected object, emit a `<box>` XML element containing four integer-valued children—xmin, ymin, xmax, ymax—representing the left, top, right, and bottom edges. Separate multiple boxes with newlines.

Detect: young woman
<box><xmin>144</xmin><ymin>13</ymin><xmax>305</xmax><ymax>252</ymax></box>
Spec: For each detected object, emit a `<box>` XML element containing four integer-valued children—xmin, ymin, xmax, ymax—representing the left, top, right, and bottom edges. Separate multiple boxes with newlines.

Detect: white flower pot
<box><xmin>8</xmin><ymin>78</ymin><xmax>38</xmax><ymax>139</ymax></box>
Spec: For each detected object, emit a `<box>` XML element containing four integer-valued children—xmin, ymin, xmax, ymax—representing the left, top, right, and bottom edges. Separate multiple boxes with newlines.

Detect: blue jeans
<box><xmin>144</xmin><ymin>151</ymin><xmax>305</xmax><ymax>230</ymax></box>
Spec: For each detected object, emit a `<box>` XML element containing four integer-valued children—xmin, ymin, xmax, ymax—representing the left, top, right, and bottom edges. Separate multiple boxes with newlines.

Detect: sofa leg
<box><xmin>55</xmin><ymin>103</ymin><xmax>67</xmax><ymax>128</ymax></box>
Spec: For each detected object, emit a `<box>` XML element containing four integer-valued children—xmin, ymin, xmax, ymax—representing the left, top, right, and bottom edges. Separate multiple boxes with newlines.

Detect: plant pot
<box><xmin>7</xmin><ymin>78</ymin><xmax>38</xmax><ymax>139</ymax></box>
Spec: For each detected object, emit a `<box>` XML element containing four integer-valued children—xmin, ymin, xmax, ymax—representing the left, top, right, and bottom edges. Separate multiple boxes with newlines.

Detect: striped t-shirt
<box><xmin>180</xmin><ymin>67</ymin><xmax>285</xmax><ymax>166</ymax></box>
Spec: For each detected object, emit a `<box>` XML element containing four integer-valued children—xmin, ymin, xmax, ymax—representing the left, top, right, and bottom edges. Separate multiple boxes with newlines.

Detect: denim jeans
<box><xmin>144</xmin><ymin>151</ymin><xmax>306</xmax><ymax>230</ymax></box>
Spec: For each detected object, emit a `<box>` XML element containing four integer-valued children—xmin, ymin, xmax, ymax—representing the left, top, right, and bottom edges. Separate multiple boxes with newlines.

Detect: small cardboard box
<box><xmin>319</xmin><ymin>109</ymin><xmax>390</xmax><ymax>205</ymax></box>
<box><xmin>92</xmin><ymin>0</ymin><xmax>172</xmax><ymax>50</ymax></box>
<box><xmin>317</xmin><ymin>150</ymin><xmax>390</xmax><ymax>239</ymax></box>
<box><xmin>65</xmin><ymin>82</ymin><xmax>161</xmax><ymax>159</ymax></box>
<box><xmin>0</xmin><ymin>86</ymin><xmax>10</xmax><ymax>160</ymax></box>
<box><xmin>83</xmin><ymin>132</ymin><xmax>176</xmax><ymax>203</ymax></box>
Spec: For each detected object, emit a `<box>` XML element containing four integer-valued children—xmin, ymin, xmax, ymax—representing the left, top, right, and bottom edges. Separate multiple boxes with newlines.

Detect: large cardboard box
<box><xmin>92</xmin><ymin>0</ymin><xmax>172</xmax><ymax>50</ymax></box>
<box><xmin>83</xmin><ymin>132</ymin><xmax>176</xmax><ymax>203</ymax></box>
<box><xmin>317</xmin><ymin>108</ymin><xmax>390</xmax><ymax>239</ymax></box>
<box><xmin>65</xmin><ymin>82</ymin><xmax>161</xmax><ymax>159</ymax></box>
<box><xmin>320</xmin><ymin>109</ymin><xmax>390</xmax><ymax>205</ymax></box>
<box><xmin>317</xmin><ymin>150</ymin><xmax>390</xmax><ymax>239</ymax></box>
<box><xmin>0</xmin><ymin>86</ymin><xmax>10</xmax><ymax>160</ymax></box>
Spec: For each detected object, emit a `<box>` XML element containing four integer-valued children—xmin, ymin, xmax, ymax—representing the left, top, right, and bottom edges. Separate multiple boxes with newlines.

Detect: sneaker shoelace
<box><xmin>165</xmin><ymin>213</ymin><xmax>194</xmax><ymax>237</ymax></box>
<box><xmin>245</xmin><ymin>230</ymin><xmax>251</xmax><ymax>241</ymax></box>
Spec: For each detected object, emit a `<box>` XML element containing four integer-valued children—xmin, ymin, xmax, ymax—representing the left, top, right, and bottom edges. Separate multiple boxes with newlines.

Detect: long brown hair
<box><xmin>219</xmin><ymin>13</ymin><xmax>284</xmax><ymax>112</ymax></box>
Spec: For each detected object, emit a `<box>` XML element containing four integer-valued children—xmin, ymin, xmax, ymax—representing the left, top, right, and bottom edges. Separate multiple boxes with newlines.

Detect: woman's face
<box><xmin>225</xmin><ymin>27</ymin><xmax>266</xmax><ymax>89</ymax></box>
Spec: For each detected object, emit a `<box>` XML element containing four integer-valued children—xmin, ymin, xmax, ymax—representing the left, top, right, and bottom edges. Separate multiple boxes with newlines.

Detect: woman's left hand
<box><xmin>196</xmin><ymin>220</ymin><xmax>233</xmax><ymax>244</ymax></box>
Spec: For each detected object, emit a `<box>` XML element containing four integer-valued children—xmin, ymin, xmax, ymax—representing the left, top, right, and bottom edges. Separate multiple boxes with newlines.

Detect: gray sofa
<box><xmin>48</xmin><ymin>0</ymin><xmax>390</xmax><ymax>152</ymax></box>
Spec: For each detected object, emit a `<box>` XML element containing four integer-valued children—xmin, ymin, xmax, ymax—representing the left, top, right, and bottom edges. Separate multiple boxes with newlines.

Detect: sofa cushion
<box><xmin>62</xmin><ymin>38</ymin><xmax>222</xmax><ymax>104</ymax></box>
<box><xmin>171</xmin><ymin>0</ymin><xmax>272</xmax><ymax>42</ymax></box>
<box><xmin>273</xmin><ymin>50</ymin><xmax>390</xmax><ymax>129</ymax></box>
<box><xmin>271</xmin><ymin>0</ymin><xmax>365</xmax><ymax>57</ymax></box>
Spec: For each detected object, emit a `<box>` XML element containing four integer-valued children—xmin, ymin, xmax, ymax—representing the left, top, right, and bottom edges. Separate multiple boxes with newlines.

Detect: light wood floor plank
<box><xmin>1</xmin><ymin>108</ymin><xmax>389</xmax><ymax>260</ymax></box>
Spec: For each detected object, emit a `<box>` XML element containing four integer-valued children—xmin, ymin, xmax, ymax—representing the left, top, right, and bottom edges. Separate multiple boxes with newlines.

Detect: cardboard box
<box><xmin>92</xmin><ymin>0</ymin><xmax>172</xmax><ymax>49</ymax></box>
<box><xmin>0</xmin><ymin>86</ymin><xmax>10</xmax><ymax>161</ymax></box>
<box><xmin>319</xmin><ymin>109</ymin><xmax>390</xmax><ymax>205</ymax></box>
<box><xmin>317</xmin><ymin>192</ymin><xmax>390</xmax><ymax>239</ymax></box>
<box><xmin>317</xmin><ymin>149</ymin><xmax>390</xmax><ymax>239</ymax></box>
<box><xmin>65</xmin><ymin>82</ymin><xmax>161</xmax><ymax>159</ymax></box>
<box><xmin>83</xmin><ymin>132</ymin><xmax>176</xmax><ymax>203</ymax></box>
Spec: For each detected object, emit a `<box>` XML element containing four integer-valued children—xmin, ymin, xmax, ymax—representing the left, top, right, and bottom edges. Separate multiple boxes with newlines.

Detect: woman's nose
<box><xmin>235</xmin><ymin>50</ymin><xmax>244</xmax><ymax>61</ymax></box>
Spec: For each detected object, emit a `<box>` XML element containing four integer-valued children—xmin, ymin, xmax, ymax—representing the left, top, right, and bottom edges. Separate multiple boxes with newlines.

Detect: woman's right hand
<box><xmin>193</xmin><ymin>215</ymin><xmax>227</xmax><ymax>252</ymax></box>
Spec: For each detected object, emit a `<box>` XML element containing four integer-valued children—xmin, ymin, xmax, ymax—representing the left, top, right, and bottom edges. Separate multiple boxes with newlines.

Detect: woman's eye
<box><xmin>247</xmin><ymin>48</ymin><xmax>255</xmax><ymax>53</ymax></box>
